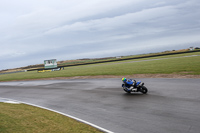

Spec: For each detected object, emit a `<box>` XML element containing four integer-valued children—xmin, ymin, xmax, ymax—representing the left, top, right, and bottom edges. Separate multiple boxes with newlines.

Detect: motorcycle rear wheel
<box><xmin>141</xmin><ymin>86</ymin><xmax>148</xmax><ymax>94</ymax></box>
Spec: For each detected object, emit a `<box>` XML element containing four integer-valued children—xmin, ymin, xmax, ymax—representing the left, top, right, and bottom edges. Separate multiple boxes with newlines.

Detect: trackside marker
<box><xmin>0</xmin><ymin>98</ymin><xmax>20</xmax><ymax>104</ymax></box>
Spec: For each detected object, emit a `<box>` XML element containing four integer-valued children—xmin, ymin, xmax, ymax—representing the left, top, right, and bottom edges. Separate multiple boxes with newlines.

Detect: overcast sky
<box><xmin>0</xmin><ymin>0</ymin><xmax>200</xmax><ymax>70</ymax></box>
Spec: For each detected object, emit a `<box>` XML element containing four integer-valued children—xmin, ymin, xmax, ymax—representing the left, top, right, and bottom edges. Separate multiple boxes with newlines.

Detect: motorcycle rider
<box><xmin>122</xmin><ymin>77</ymin><xmax>137</xmax><ymax>91</ymax></box>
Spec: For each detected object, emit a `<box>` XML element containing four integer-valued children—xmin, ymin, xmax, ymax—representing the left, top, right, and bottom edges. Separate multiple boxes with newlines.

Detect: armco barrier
<box><xmin>37</xmin><ymin>67</ymin><xmax>64</xmax><ymax>72</ymax></box>
<box><xmin>0</xmin><ymin>70</ymin><xmax>26</xmax><ymax>75</ymax></box>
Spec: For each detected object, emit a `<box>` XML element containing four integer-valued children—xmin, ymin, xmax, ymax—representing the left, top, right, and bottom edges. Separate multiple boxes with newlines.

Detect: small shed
<box><xmin>44</xmin><ymin>59</ymin><xmax>57</xmax><ymax>69</ymax></box>
<box><xmin>189</xmin><ymin>47</ymin><xmax>194</xmax><ymax>50</ymax></box>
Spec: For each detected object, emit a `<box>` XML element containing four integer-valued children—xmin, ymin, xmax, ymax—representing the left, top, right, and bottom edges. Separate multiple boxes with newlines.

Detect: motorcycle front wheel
<box><xmin>141</xmin><ymin>86</ymin><xmax>148</xmax><ymax>94</ymax></box>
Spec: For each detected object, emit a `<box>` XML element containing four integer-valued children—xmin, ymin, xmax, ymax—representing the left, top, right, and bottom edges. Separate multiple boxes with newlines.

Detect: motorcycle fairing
<box><xmin>136</xmin><ymin>81</ymin><xmax>141</xmax><ymax>86</ymax></box>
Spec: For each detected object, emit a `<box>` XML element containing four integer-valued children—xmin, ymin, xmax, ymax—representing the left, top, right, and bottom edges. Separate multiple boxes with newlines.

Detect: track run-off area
<box><xmin>0</xmin><ymin>78</ymin><xmax>200</xmax><ymax>133</ymax></box>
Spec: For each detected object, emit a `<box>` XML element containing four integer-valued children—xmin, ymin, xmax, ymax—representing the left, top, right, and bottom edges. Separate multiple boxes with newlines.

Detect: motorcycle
<box><xmin>122</xmin><ymin>79</ymin><xmax>148</xmax><ymax>94</ymax></box>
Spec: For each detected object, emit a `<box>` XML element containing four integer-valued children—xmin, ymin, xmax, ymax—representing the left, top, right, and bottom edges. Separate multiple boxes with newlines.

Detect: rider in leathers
<box><xmin>122</xmin><ymin>77</ymin><xmax>137</xmax><ymax>91</ymax></box>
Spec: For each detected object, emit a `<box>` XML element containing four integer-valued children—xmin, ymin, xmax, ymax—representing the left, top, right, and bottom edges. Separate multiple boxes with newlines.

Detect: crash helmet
<box><xmin>122</xmin><ymin>77</ymin><xmax>127</xmax><ymax>82</ymax></box>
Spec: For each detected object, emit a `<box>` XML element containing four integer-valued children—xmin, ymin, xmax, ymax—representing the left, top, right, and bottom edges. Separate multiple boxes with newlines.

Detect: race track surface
<box><xmin>0</xmin><ymin>78</ymin><xmax>200</xmax><ymax>133</ymax></box>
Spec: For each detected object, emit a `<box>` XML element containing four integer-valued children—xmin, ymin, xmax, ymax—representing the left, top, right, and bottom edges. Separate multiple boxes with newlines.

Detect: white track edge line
<box><xmin>0</xmin><ymin>97</ymin><xmax>114</xmax><ymax>133</ymax></box>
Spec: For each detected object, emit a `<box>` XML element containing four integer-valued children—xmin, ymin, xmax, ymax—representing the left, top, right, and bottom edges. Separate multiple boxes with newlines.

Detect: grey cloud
<box><xmin>0</xmin><ymin>0</ymin><xmax>200</xmax><ymax>70</ymax></box>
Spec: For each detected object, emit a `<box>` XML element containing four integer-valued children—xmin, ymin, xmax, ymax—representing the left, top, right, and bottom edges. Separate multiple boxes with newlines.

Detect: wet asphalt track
<box><xmin>0</xmin><ymin>78</ymin><xmax>200</xmax><ymax>133</ymax></box>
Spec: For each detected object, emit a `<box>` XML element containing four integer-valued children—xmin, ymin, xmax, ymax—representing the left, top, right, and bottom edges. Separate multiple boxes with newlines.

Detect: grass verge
<box><xmin>0</xmin><ymin>102</ymin><xmax>103</xmax><ymax>133</ymax></box>
<box><xmin>0</xmin><ymin>52</ymin><xmax>200</xmax><ymax>81</ymax></box>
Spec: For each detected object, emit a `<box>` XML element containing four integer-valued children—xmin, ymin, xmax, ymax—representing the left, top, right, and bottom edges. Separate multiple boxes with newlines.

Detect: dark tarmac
<box><xmin>0</xmin><ymin>78</ymin><xmax>200</xmax><ymax>133</ymax></box>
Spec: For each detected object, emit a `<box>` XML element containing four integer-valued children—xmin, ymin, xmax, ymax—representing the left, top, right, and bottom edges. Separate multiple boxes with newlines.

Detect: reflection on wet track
<box><xmin>0</xmin><ymin>78</ymin><xmax>200</xmax><ymax>133</ymax></box>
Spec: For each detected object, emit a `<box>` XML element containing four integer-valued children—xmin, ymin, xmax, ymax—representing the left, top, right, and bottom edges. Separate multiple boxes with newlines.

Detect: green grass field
<box><xmin>0</xmin><ymin>52</ymin><xmax>200</xmax><ymax>82</ymax></box>
<box><xmin>0</xmin><ymin>103</ymin><xmax>103</xmax><ymax>133</ymax></box>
